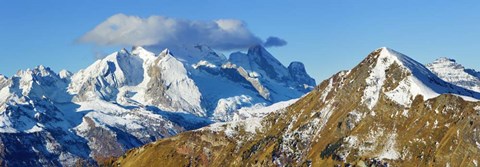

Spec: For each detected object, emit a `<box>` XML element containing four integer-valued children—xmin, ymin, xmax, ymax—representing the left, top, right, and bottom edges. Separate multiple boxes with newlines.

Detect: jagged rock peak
<box><xmin>288</xmin><ymin>61</ymin><xmax>315</xmax><ymax>87</ymax></box>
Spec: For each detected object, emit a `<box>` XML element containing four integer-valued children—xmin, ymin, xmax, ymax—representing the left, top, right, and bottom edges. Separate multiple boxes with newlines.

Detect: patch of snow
<box><xmin>192</xmin><ymin>60</ymin><xmax>217</xmax><ymax>69</ymax></box>
<box><xmin>377</xmin><ymin>133</ymin><xmax>400</xmax><ymax>160</ymax></box>
<box><xmin>233</xmin><ymin>98</ymin><xmax>298</xmax><ymax>121</ymax></box>
<box><xmin>213</xmin><ymin>95</ymin><xmax>254</xmax><ymax>121</ymax></box>
<box><xmin>346</xmin><ymin>136</ymin><xmax>358</xmax><ymax>146</ymax></box>
<box><xmin>320</xmin><ymin>78</ymin><xmax>334</xmax><ymax>102</ymax></box>
<box><xmin>205</xmin><ymin>99</ymin><xmax>296</xmax><ymax>137</ymax></box>
<box><xmin>402</xmin><ymin>109</ymin><xmax>409</xmax><ymax>117</ymax></box>
<box><xmin>339</xmin><ymin>136</ymin><xmax>359</xmax><ymax>160</ymax></box>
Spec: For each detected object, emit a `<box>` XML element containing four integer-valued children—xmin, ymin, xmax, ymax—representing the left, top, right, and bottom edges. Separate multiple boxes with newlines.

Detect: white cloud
<box><xmin>78</xmin><ymin>14</ymin><xmax>286</xmax><ymax>50</ymax></box>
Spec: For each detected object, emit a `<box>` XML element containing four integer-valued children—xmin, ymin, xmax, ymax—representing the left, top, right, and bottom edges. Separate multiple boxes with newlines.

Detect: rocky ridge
<box><xmin>111</xmin><ymin>47</ymin><xmax>480</xmax><ymax>167</ymax></box>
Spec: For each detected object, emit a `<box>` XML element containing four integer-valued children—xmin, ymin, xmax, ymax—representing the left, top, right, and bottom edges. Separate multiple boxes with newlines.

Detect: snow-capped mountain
<box><xmin>361</xmin><ymin>48</ymin><xmax>480</xmax><ymax>108</ymax></box>
<box><xmin>69</xmin><ymin>45</ymin><xmax>314</xmax><ymax>120</ymax></box>
<box><xmin>69</xmin><ymin>47</ymin><xmax>205</xmax><ymax>116</ymax></box>
<box><xmin>0</xmin><ymin>65</ymin><xmax>210</xmax><ymax>166</ymax></box>
<box><xmin>111</xmin><ymin>47</ymin><xmax>480</xmax><ymax>167</ymax></box>
<box><xmin>0</xmin><ymin>45</ymin><xmax>315</xmax><ymax>166</ymax></box>
<box><xmin>427</xmin><ymin>57</ymin><xmax>480</xmax><ymax>93</ymax></box>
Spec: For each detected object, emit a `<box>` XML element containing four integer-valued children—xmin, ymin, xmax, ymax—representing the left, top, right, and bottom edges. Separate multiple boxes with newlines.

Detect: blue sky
<box><xmin>1</xmin><ymin>1</ymin><xmax>480</xmax><ymax>81</ymax></box>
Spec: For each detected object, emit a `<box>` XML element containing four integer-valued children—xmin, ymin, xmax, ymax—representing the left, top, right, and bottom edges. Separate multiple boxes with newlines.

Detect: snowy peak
<box><xmin>361</xmin><ymin>47</ymin><xmax>480</xmax><ymax>109</ymax></box>
<box><xmin>131</xmin><ymin>46</ymin><xmax>157</xmax><ymax>61</ymax></box>
<box><xmin>160</xmin><ymin>48</ymin><xmax>171</xmax><ymax>56</ymax></box>
<box><xmin>4</xmin><ymin>65</ymin><xmax>72</xmax><ymax>104</ymax></box>
<box><xmin>69</xmin><ymin>47</ymin><xmax>205</xmax><ymax>115</ymax></box>
<box><xmin>16</xmin><ymin>65</ymin><xmax>57</xmax><ymax>78</ymax></box>
<box><xmin>158</xmin><ymin>45</ymin><xmax>227</xmax><ymax>66</ymax></box>
<box><xmin>193</xmin><ymin>44</ymin><xmax>227</xmax><ymax>65</ymax></box>
<box><xmin>427</xmin><ymin>57</ymin><xmax>480</xmax><ymax>92</ymax></box>
<box><xmin>15</xmin><ymin>65</ymin><xmax>62</xmax><ymax>85</ymax></box>
<box><xmin>59</xmin><ymin>69</ymin><xmax>73</xmax><ymax>79</ymax></box>
<box><xmin>375</xmin><ymin>47</ymin><xmax>436</xmax><ymax>77</ymax></box>
<box><xmin>131</xmin><ymin>45</ymin><xmax>147</xmax><ymax>53</ymax></box>
<box><xmin>430</xmin><ymin>57</ymin><xmax>459</xmax><ymax>67</ymax></box>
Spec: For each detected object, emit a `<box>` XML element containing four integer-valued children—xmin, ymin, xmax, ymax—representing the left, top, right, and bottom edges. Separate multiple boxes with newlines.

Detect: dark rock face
<box><xmin>246</xmin><ymin>45</ymin><xmax>290</xmax><ymax>81</ymax></box>
<box><xmin>229</xmin><ymin>45</ymin><xmax>316</xmax><ymax>94</ymax></box>
<box><xmin>288</xmin><ymin>61</ymin><xmax>316</xmax><ymax>88</ymax></box>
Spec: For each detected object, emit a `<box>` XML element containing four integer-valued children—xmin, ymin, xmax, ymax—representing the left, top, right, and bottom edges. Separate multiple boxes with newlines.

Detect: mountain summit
<box><xmin>111</xmin><ymin>47</ymin><xmax>480</xmax><ymax>166</ymax></box>
<box><xmin>427</xmin><ymin>57</ymin><xmax>480</xmax><ymax>92</ymax></box>
<box><xmin>361</xmin><ymin>47</ymin><xmax>480</xmax><ymax>109</ymax></box>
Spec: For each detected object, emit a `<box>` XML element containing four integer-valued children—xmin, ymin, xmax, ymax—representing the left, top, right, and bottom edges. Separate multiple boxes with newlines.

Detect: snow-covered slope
<box><xmin>68</xmin><ymin>45</ymin><xmax>314</xmax><ymax>119</ymax></box>
<box><xmin>69</xmin><ymin>47</ymin><xmax>204</xmax><ymax>115</ymax></box>
<box><xmin>427</xmin><ymin>57</ymin><xmax>480</xmax><ymax>92</ymax></box>
<box><xmin>203</xmin><ymin>98</ymin><xmax>298</xmax><ymax>138</ymax></box>
<box><xmin>0</xmin><ymin>45</ymin><xmax>315</xmax><ymax>165</ymax></box>
<box><xmin>363</xmin><ymin>47</ymin><xmax>480</xmax><ymax>109</ymax></box>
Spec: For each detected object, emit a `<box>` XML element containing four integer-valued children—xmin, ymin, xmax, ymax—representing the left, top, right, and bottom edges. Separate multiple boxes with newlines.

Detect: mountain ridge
<box><xmin>110</xmin><ymin>47</ymin><xmax>480</xmax><ymax>167</ymax></box>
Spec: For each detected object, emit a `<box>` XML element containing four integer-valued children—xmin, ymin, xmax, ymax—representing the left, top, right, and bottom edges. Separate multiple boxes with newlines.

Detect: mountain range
<box><xmin>110</xmin><ymin>47</ymin><xmax>480</xmax><ymax>167</ymax></box>
<box><xmin>2</xmin><ymin>45</ymin><xmax>480</xmax><ymax>166</ymax></box>
<box><xmin>0</xmin><ymin>45</ymin><xmax>315</xmax><ymax>166</ymax></box>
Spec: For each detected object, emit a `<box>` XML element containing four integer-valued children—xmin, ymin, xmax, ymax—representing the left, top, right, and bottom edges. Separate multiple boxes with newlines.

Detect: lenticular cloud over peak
<box><xmin>78</xmin><ymin>14</ymin><xmax>286</xmax><ymax>50</ymax></box>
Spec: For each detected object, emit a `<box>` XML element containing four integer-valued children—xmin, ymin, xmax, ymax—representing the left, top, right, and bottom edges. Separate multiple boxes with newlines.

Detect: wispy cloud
<box><xmin>78</xmin><ymin>14</ymin><xmax>287</xmax><ymax>50</ymax></box>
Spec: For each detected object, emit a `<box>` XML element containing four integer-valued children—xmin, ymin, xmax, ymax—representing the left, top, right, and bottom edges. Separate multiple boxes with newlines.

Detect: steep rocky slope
<box><xmin>111</xmin><ymin>47</ymin><xmax>480</xmax><ymax>167</ymax></box>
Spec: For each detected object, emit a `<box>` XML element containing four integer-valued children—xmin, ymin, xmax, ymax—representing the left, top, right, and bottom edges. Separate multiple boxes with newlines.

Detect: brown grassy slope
<box><xmin>108</xmin><ymin>49</ymin><xmax>480</xmax><ymax>167</ymax></box>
